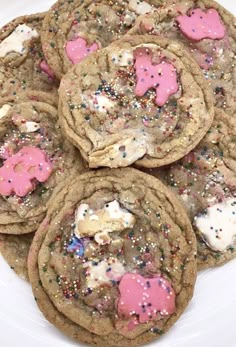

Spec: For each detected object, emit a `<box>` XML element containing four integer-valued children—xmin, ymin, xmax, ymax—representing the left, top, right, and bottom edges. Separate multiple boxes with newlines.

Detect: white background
<box><xmin>0</xmin><ymin>1</ymin><xmax>235</xmax><ymax>347</ymax></box>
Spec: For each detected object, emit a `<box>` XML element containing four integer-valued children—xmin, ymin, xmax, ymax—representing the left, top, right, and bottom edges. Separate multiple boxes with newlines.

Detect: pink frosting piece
<box><xmin>117</xmin><ymin>273</ymin><xmax>176</xmax><ymax>323</ymax></box>
<box><xmin>40</xmin><ymin>60</ymin><xmax>55</xmax><ymax>79</ymax></box>
<box><xmin>134</xmin><ymin>48</ymin><xmax>178</xmax><ymax>106</ymax></box>
<box><xmin>0</xmin><ymin>146</ymin><xmax>52</xmax><ymax>197</ymax></box>
<box><xmin>65</xmin><ymin>37</ymin><xmax>99</xmax><ymax>65</ymax></box>
<box><xmin>177</xmin><ymin>8</ymin><xmax>226</xmax><ymax>41</ymax></box>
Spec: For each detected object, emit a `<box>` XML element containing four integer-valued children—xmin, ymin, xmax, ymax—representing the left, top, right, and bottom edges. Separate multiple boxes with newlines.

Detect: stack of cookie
<box><xmin>0</xmin><ymin>0</ymin><xmax>235</xmax><ymax>346</ymax></box>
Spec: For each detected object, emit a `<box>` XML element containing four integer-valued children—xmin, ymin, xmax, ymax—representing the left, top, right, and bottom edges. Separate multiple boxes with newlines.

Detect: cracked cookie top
<box><xmin>149</xmin><ymin>108</ymin><xmax>236</xmax><ymax>269</ymax></box>
<box><xmin>128</xmin><ymin>0</ymin><xmax>236</xmax><ymax>117</ymax></box>
<box><xmin>41</xmin><ymin>0</ymin><xmax>163</xmax><ymax>79</ymax></box>
<box><xmin>29</xmin><ymin>168</ymin><xmax>197</xmax><ymax>346</ymax></box>
<box><xmin>59</xmin><ymin>35</ymin><xmax>214</xmax><ymax>168</ymax></box>
<box><xmin>0</xmin><ymin>92</ymin><xmax>85</xmax><ymax>235</ymax></box>
<box><xmin>0</xmin><ymin>13</ymin><xmax>58</xmax><ymax>98</ymax></box>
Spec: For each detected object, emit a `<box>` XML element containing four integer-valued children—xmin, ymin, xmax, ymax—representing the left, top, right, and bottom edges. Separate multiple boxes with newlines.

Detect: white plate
<box><xmin>0</xmin><ymin>1</ymin><xmax>235</xmax><ymax>346</ymax></box>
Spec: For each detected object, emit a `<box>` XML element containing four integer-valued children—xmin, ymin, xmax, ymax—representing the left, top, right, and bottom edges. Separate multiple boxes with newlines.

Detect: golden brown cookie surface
<box><xmin>41</xmin><ymin>0</ymin><xmax>164</xmax><ymax>79</ymax></box>
<box><xmin>148</xmin><ymin>108</ymin><xmax>236</xmax><ymax>269</ymax></box>
<box><xmin>128</xmin><ymin>0</ymin><xmax>236</xmax><ymax>117</ymax></box>
<box><xmin>0</xmin><ymin>92</ymin><xmax>85</xmax><ymax>235</ymax></box>
<box><xmin>0</xmin><ymin>13</ymin><xmax>59</xmax><ymax>98</ymax></box>
<box><xmin>28</xmin><ymin>168</ymin><xmax>197</xmax><ymax>347</ymax></box>
<box><xmin>59</xmin><ymin>35</ymin><xmax>214</xmax><ymax>168</ymax></box>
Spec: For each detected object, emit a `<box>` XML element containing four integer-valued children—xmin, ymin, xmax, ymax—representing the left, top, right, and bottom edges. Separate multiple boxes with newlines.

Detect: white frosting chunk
<box><xmin>111</xmin><ymin>49</ymin><xmax>134</xmax><ymax>66</ymax></box>
<box><xmin>104</xmin><ymin>200</ymin><xmax>134</xmax><ymax>224</ymax></box>
<box><xmin>83</xmin><ymin>258</ymin><xmax>125</xmax><ymax>288</ymax></box>
<box><xmin>82</xmin><ymin>94</ymin><xmax>116</xmax><ymax>113</ymax></box>
<box><xmin>12</xmin><ymin>115</ymin><xmax>40</xmax><ymax>133</ymax></box>
<box><xmin>93</xmin><ymin>95</ymin><xmax>115</xmax><ymax>112</ymax></box>
<box><xmin>128</xmin><ymin>0</ymin><xmax>154</xmax><ymax>14</ymax></box>
<box><xmin>195</xmin><ymin>198</ymin><xmax>236</xmax><ymax>252</ymax></box>
<box><xmin>123</xmin><ymin>11</ymin><xmax>137</xmax><ymax>26</ymax></box>
<box><xmin>74</xmin><ymin>200</ymin><xmax>136</xmax><ymax>243</ymax></box>
<box><xmin>75</xmin><ymin>203</ymin><xmax>89</xmax><ymax>223</ymax></box>
<box><xmin>0</xmin><ymin>104</ymin><xmax>11</xmax><ymax>119</ymax></box>
<box><xmin>89</xmin><ymin>133</ymin><xmax>148</xmax><ymax>168</ymax></box>
<box><xmin>0</xmin><ymin>24</ymin><xmax>39</xmax><ymax>58</ymax></box>
<box><xmin>19</xmin><ymin>121</ymin><xmax>40</xmax><ymax>133</ymax></box>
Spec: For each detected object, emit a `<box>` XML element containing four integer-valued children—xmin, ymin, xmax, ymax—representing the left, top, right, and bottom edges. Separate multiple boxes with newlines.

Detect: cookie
<box><xmin>0</xmin><ymin>232</ymin><xmax>34</xmax><ymax>280</ymax></box>
<box><xmin>0</xmin><ymin>92</ymin><xmax>85</xmax><ymax>235</ymax></box>
<box><xmin>28</xmin><ymin>168</ymin><xmax>197</xmax><ymax>347</ymax></box>
<box><xmin>59</xmin><ymin>35</ymin><xmax>214</xmax><ymax>168</ymax></box>
<box><xmin>41</xmin><ymin>0</ymin><xmax>164</xmax><ymax>79</ymax></box>
<box><xmin>148</xmin><ymin>108</ymin><xmax>236</xmax><ymax>269</ymax></box>
<box><xmin>0</xmin><ymin>89</ymin><xmax>59</xmax><ymax>108</ymax></box>
<box><xmin>128</xmin><ymin>0</ymin><xmax>236</xmax><ymax>117</ymax></box>
<box><xmin>0</xmin><ymin>13</ymin><xmax>59</xmax><ymax>98</ymax></box>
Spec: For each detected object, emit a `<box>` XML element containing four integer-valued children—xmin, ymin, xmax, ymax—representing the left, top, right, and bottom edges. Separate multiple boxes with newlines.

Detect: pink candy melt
<box><xmin>118</xmin><ymin>273</ymin><xmax>176</xmax><ymax>323</ymax></box>
<box><xmin>65</xmin><ymin>37</ymin><xmax>99</xmax><ymax>65</ymax></box>
<box><xmin>134</xmin><ymin>48</ymin><xmax>178</xmax><ymax>106</ymax></box>
<box><xmin>177</xmin><ymin>8</ymin><xmax>226</xmax><ymax>41</ymax></box>
<box><xmin>127</xmin><ymin>319</ymin><xmax>139</xmax><ymax>331</ymax></box>
<box><xmin>0</xmin><ymin>146</ymin><xmax>52</xmax><ymax>197</ymax></box>
<box><xmin>40</xmin><ymin>60</ymin><xmax>55</xmax><ymax>78</ymax></box>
